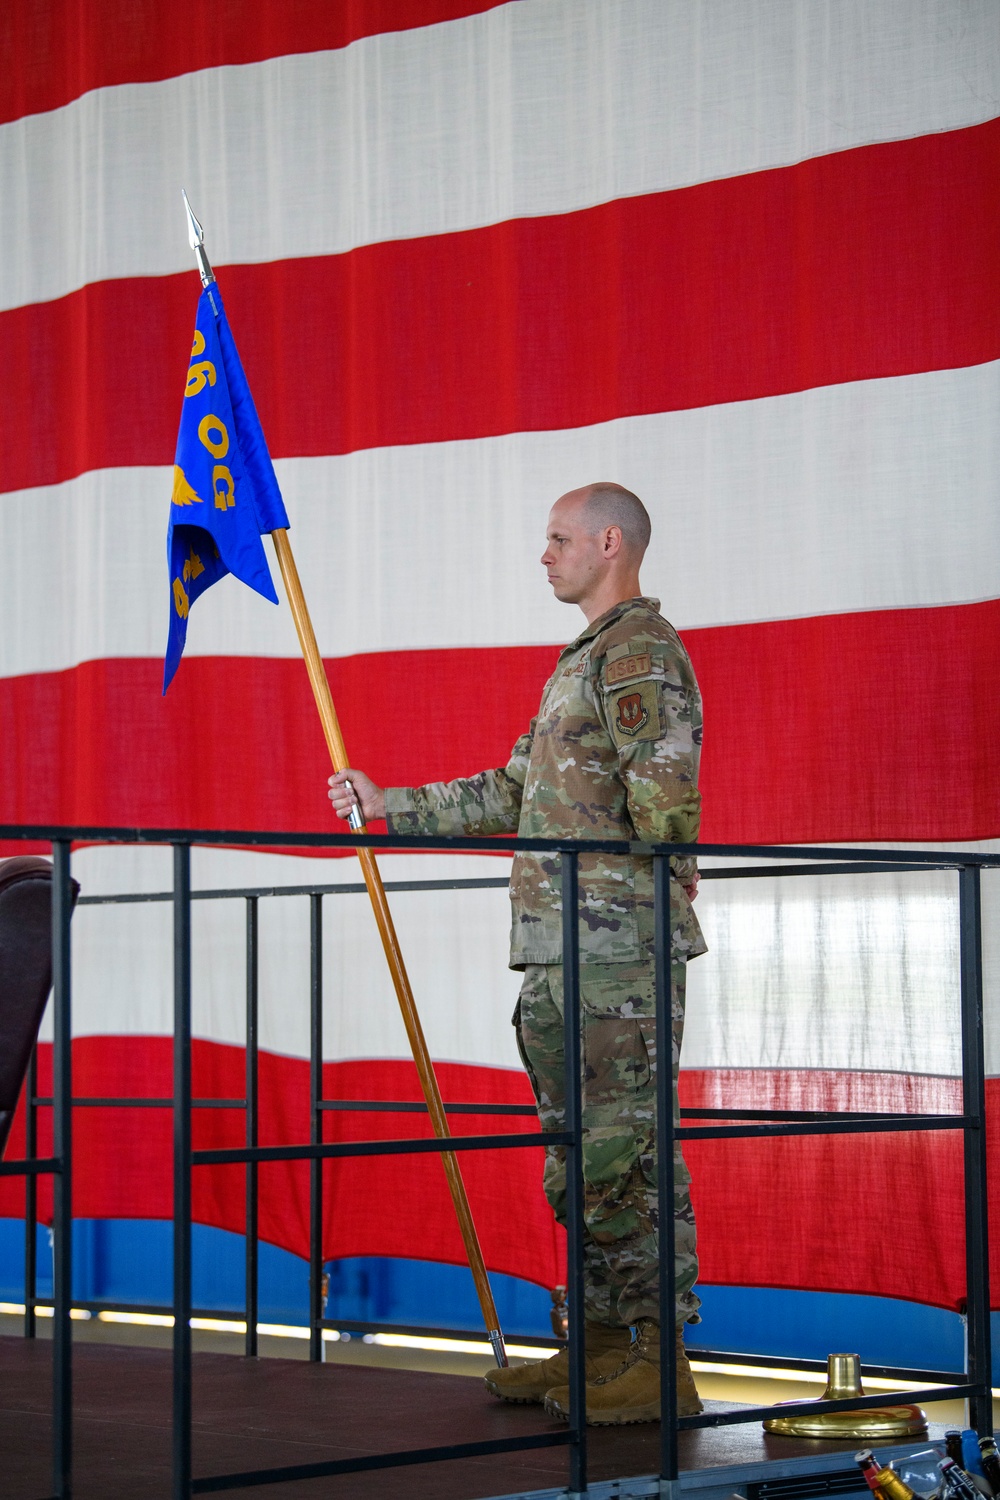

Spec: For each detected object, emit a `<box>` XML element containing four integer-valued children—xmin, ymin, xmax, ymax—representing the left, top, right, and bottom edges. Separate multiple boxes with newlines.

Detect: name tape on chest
<box><xmin>604</xmin><ymin>651</ymin><xmax>651</xmax><ymax>687</ymax></box>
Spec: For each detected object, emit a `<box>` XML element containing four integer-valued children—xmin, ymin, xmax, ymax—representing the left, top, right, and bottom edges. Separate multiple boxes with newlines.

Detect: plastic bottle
<box><xmin>962</xmin><ymin>1432</ymin><xmax>989</xmax><ymax>1482</ymax></box>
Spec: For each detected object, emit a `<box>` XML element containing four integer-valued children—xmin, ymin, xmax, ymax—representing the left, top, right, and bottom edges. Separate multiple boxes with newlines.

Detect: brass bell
<box><xmin>764</xmin><ymin>1353</ymin><xmax>927</xmax><ymax>1439</ymax></box>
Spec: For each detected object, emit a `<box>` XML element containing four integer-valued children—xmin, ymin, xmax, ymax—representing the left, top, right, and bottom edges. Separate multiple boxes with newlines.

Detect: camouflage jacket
<box><xmin>385</xmin><ymin>597</ymin><xmax>706</xmax><ymax>969</ymax></box>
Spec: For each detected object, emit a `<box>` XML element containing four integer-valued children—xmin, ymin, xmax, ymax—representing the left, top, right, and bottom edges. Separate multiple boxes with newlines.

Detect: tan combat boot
<box><xmin>543</xmin><ymin>1320</ymin><xmax>703</xmax><ymax>1424</ymax></box>
<box><xmin>483</xmin><ymin>1323</ymin><xmax>633</xmax><ymax>1405</ymax></box>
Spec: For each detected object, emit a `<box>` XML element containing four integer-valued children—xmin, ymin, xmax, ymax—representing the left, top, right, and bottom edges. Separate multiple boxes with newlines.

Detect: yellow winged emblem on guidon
<box><xmin>171</xmin><ymin>465</ymin><xmax>202</xmax><ymax>506</ymax></box>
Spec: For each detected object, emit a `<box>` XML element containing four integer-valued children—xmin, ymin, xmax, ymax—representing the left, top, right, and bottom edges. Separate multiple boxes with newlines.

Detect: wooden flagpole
<box><xmin>178</xmin><ymin>198</ymin><xmax>506</xmax><ymax>1363</ymax></box>
<box><xmin>269</xmin><ymin>528</ymin><xmax>508</xmax><ymax>1366</ymax></box>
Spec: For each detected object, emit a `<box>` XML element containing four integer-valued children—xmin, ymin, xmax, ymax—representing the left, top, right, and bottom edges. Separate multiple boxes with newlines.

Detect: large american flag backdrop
<box><xmin>1</xmin><ymin>1</ymin><xmax>998</xmax><ymax>1315</ymax></box>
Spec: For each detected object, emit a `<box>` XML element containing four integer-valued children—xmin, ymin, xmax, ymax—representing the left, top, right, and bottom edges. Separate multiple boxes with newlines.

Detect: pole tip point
<box><xmin>181</xmin><ymin>188</ymin><xmax>204</xmax><ymax>250</ymax></box>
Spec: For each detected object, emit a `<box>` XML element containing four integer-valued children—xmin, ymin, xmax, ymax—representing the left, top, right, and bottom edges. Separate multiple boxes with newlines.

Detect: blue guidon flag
<box><xmin>163</xmin><ymin>283</ymin><xmax>289</xmax><ymax>691</ymax></box>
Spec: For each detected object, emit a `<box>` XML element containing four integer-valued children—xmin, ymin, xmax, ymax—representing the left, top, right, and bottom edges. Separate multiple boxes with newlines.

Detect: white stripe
<box><xmin>3</xmin><ymin>361</ymin><xmax>999</xmax><ymax>678</ymax></box>
<box><xmin>41</xmin><ymin>841</ymin><xmax>1000</xmax><ymax>1079</ymax></box>
<box><xmin>686</xmin><ymin>875</ymin><xmax>963</xmax><ymax>1077</ymax></box>
<box><xmin>689</xmin><ymin>842</ymin><xmax>1000</xmax><ymax>1078</ymax></box>
<box><xmin>687</xmin><ymin>839</ymin><xmax>1000</xmax><ymax>1077</ymax></box>
<box><xmin>3</xmin><ymin>0</ymin><xmax>998</xmax><ymax>312</ymax></box>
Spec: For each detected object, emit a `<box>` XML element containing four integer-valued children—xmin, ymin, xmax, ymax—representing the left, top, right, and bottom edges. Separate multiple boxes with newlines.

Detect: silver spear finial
<box><xmin>182</xmin><ymin>188</ymin><xmax>216</xmax><ymax>288</ymax></box>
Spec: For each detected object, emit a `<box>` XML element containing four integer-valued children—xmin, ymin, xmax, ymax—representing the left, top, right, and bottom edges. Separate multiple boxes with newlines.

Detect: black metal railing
<box><xmin>0</xmin><ymin>823</ymin><xmax>996</xmax><ymax>1500</ymax></box>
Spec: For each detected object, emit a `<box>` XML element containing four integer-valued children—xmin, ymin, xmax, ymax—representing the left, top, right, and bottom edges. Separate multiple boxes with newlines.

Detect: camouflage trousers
<box><xmin>514</xmin><ymin>958</ymin><xmax>699</xmax><ymax>1329</ymax></box>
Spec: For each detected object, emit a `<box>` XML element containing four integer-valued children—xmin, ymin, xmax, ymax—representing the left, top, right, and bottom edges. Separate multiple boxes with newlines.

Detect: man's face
<box><xmin>540</xmin><ymin>493</ymin><xmax>605</xmax><ymax>606</ymax></box>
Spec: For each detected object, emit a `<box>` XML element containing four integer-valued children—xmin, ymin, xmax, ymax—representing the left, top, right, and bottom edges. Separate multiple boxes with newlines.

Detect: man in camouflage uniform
<box><xmin>329</xmin><ymin>481</ymin><xmax>705</xmax><ymax>1424</ymax></box>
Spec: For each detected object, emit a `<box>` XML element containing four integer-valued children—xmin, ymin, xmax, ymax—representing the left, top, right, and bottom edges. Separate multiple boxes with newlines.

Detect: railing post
<box><xmin>173</xmin><ymin>842</ymin><xmax>193</xmax><ymax>1498</ymax></box>
<box><xmin>51</xmin><ymin>837</ymin><xmax>73</xmax><ymax>1498</ymax></box>
<box><xmin>655</xmin><ymin>852</ymin><xmax>680</xmax><ymax>1495</ymax></box>
<box><xmin>24</xmin><ymin>1042</ymin><xmax>38</xmax><ymax>1340</ymax></box>
<box><xmin>560</xmin><ymin>849</ymin><xmax>587</xmax><ymax>1499</ymax></box>
<box><xmin>245</xmin><ymin>896</ymin><xmax>259</xmax><ymax>1358</ymax></box>
<box><xmin>309</xmin><ymin>893</ymin><xmax>325</xmax><ymax>1362</ymax></box>
<box><xmin>959</xmin><ymin>863</ymin><xmax>992</xmax><ymax>1433</ymax></box>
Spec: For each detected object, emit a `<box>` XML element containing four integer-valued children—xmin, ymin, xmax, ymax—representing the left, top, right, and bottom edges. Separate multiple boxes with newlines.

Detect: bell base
<box><xmin>764</xmin><ymin>1405</ymin><xmax>927</xmax><ymax>1440</ymax></box>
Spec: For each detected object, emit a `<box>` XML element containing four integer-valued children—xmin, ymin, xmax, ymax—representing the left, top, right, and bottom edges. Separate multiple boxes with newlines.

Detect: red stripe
<box><xmin>1</xmin><ymin>1039</ymin><xmax>994</xmax><ymax>1311</ymax></box>
<box><xmin>692</xmin><ymin>599</ymin><xmax>1000</xmax><ymax>844</ymax></box>
<box><xmin>0</xmin><ymin>0</ymin><xmax>506</xmax><ymax>127</ymax></box>
<box><xmin>0</xmin><ymin>1039</ymin><xmax>559</xmax><ymax>1292</ymax></box>
<box><xmin>3</xmin><ymin>119</ymin><xmax>999</xmax><ymax>496</ymax></box>
<box><xmin>683</xmin><ymin>1068</ymin><xmax>977</xmax><ymax>1311</ymax></box>
<box><xmin>1</xmin><ymin>600</ymin><xmax>997</xmax><ymax>849</ymax></box>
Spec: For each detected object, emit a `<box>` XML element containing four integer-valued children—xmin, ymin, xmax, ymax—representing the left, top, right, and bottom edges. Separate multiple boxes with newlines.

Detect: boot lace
<box><xmin>592</xmin><ymin>1331</ymin><xmax>644</xmax><ymax>1385</ymax></box>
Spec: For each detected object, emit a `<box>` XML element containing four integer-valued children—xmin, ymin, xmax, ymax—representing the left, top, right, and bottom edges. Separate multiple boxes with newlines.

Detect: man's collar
<box><xmin>567</xmin><ymin>596</ymin><xmax>661</xmax><ymax>650</ymax></box>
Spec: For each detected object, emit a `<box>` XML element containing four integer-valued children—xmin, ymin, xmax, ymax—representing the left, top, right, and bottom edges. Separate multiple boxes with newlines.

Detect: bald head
<box><xmin>577</xmin><ymin>482</ymin><xmax>651</xmax><ymax>558</ymax></box>
<box><xmin>542</xmin><ymin>481</ymin><xmax>650</xmax><ymax>622</ymax></box>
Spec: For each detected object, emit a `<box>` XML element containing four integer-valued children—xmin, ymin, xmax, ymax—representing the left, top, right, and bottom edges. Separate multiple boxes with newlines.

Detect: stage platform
<box><xmin>0</xmin><ymin>1334</ymin><xmax>947</xmax><ymax>1500</ymax></box>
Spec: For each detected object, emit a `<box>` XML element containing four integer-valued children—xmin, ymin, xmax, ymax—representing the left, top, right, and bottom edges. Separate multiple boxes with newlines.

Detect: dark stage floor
<box><xmin>1</xmin><ymin>1335</ymin><xmax>942</xmax><ymax>1500</ymax></box>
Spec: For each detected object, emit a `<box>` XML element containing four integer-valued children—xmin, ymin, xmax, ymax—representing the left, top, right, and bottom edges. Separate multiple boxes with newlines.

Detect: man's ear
<box><xmin>603</xmin><ymin>524</ymin><xmax>624</xmax><ymax>558</ymax></box>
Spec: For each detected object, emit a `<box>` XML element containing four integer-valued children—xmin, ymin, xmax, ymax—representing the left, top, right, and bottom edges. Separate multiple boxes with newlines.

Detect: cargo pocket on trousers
<box><xmin>513</xmin><ymin>998</ymin><xmax>542</xmax><ymax>1108</ymax></box>
<box><xmin>581</xmin><ymin>1015</ymin><xmax>656</xmax><ymax>1245</ymax></box>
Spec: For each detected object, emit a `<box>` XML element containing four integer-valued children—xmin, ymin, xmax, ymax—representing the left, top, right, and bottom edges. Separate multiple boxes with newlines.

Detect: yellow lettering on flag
<box><xmin>185</xmin><ymin>360</ymin><xmax>217</xmax><ymax>397</ymax></box>
<box><xmin>198</xmin><ymin>414</ymin><xmax>229</xmax><ymax>458</ymax></box>
<box><xmin>183</xmin><ymin>546</ymin><xmax>205</xmax><ymax>583</ymax></box>
<box><xmin>172</xmin><ymin>465</ymin><xmax>202</xmax><ymax>507</ymax></box>
<box><xmin>185</xmin><ymin>330</ymin><xmax>212</xmax><ymax>394</ymax></box>
<box><xmin>212</xmin><ymin>464</ymin><xmax>236</xmax><ymax>510</ymax></box>
<box><xmin>172</xmin><ymin>577</ymin><xmax>190</xmax><ymax>618</ymax></box>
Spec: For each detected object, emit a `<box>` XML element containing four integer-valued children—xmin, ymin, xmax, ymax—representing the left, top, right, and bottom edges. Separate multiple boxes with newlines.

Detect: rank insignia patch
<box><xmin>611</xmin><ymin>681</ymin><xmax>661</xmax><ymax>744</ymax></box>
<box><xmin>605</xmin><ymin>651</ymin><xmax>651</xmax><ymax>686</ymax></box>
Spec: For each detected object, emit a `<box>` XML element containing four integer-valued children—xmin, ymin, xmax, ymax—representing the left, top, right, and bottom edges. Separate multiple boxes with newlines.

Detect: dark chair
<box><xmin>0</xmin><ymin>856</ymin><xmax>80</xmax><ymax>1157</ymax></box>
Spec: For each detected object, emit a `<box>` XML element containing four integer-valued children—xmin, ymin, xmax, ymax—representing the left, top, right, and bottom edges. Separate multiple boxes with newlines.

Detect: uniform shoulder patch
<box><xmin>604</xmin><ymin>651</ymin><xmax>652</xmax><ymax>686</ymax></box>
<box><xmin>611</xmin><ymin>681</ymin><xmax>662</xmax><ymax>745</ymax></box>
